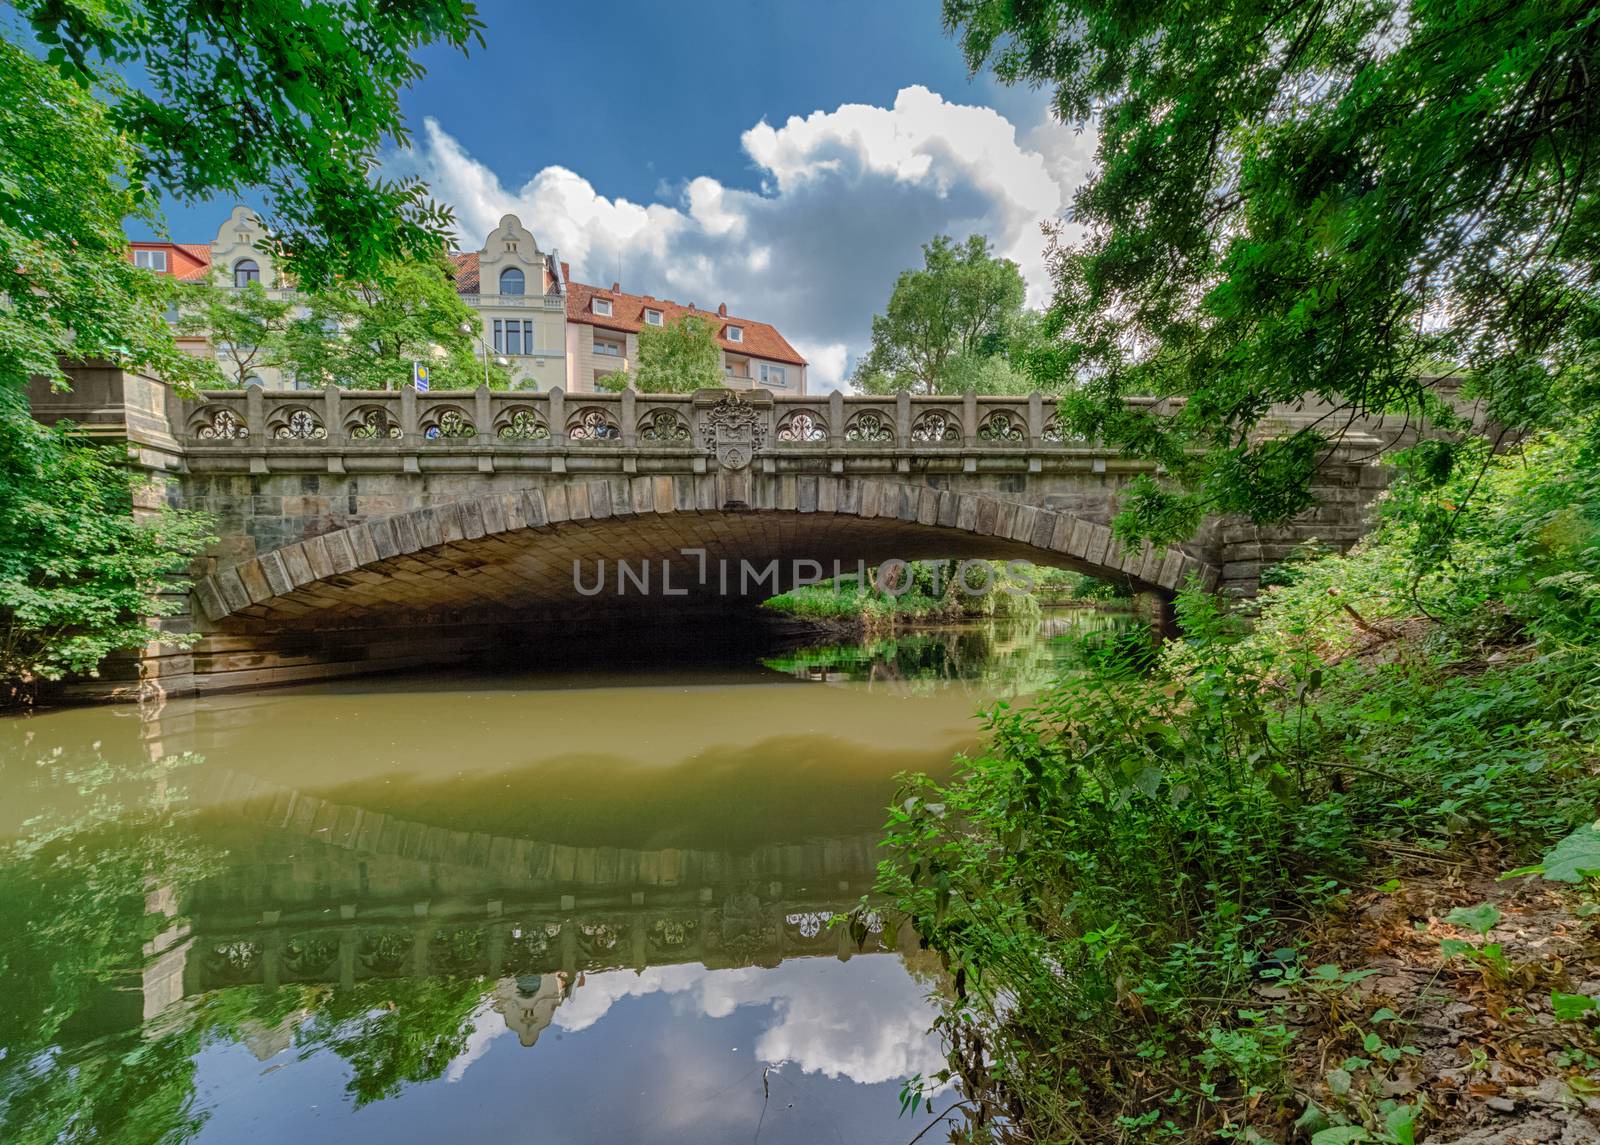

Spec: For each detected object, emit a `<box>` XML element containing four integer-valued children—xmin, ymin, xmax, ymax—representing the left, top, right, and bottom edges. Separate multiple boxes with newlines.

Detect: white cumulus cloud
<box><xmin>548</xmin><ymin>955</ymin><xmax>946</xmax><ymax>1086</ymax></box>
<box><xmin>385</xmin><ymin>86</ymin><xmax>1095</xmax><ymax>391</ymax></box>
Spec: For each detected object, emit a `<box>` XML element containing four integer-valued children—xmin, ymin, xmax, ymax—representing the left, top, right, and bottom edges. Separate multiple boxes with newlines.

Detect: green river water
<box><xmin>0</xmin><ymin>609</ymin><xmax>1131</xmax><ymax>1145</ymax></box>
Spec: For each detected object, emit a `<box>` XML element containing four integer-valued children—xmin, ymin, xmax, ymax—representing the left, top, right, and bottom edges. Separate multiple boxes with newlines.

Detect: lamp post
<box><xmin>459</xmin><ymin>321</ymin><xmax>510</xmax><ymax>387</ymax></box>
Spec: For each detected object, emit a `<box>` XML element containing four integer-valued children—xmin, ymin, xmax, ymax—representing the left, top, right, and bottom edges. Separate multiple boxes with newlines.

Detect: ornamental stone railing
<box><xmin>172</xmin><ymin>383</ymin><xmax>1149</xmax><ymax>477</ymax></box>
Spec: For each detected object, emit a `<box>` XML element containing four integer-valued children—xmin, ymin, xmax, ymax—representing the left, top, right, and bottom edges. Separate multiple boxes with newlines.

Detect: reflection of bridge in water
<box><xmin>146</xmin><ymin>769</ymin><xmax>910</xmax><ymax>1033</ymax></box>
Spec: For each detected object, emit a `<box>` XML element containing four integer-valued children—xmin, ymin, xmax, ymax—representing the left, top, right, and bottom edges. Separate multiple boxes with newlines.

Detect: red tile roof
<box><xmin>128</xmin><ymin>241</ymin><xmax>213</xmax><ymax>281</ymax></box>
<box><xmin>174</xmin><ymin>244</ymin><xmax>213</xmax><ymax>280</ymax></box>
<box><xmin>563</xmin><ymin>280</ymin><xmax>806</xmax><ymax>366</ymax></box>
<box><xmin>447</xmin><ymin>251</ymin><xmax>480</xmax><ymax>293</ymax></box>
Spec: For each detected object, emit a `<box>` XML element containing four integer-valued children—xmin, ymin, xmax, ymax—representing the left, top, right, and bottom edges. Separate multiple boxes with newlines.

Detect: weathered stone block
<box><xmin>259</xmin><ymin>553</ymin><xmax>294</xmax><ymax>598</ymax></box>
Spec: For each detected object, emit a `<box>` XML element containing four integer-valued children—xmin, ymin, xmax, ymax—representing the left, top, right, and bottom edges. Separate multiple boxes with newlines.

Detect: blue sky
<box><xmin>145</xmin><ymin>0</ymin><xmax>1096</xmax><ymax>389</ymax></box>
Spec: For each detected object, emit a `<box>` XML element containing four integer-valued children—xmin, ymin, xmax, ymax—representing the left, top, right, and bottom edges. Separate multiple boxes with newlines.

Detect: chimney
<box><xmin>687</xmin><ymin>302</ymin><xmax>695</xmax><ymax>311</ymax></box>
<box><xmin>718</xmin><ymin>303</ymin><xmax>728</xmax><ymax>317</ymax></box>
<box><xmin>611</xmin><ymin>281</ymin><xmax>620</xmax><ymax>293</ymax></box>
<box><xmin>561</xmin><ymin>261</ymin><xmax>570</xmax><ymax>282</ymax></box>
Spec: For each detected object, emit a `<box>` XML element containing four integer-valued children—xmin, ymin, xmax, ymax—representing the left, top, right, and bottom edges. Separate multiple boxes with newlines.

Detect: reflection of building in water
<box><xmin>493</xmin><ymin>973</ymin><xmax>568</xmax><ymax>1047</ymax></box>
<box><xmin>239</xmin><ymin>1009</ymin><xmax>314</xmax><ymax>1061</ymax></box>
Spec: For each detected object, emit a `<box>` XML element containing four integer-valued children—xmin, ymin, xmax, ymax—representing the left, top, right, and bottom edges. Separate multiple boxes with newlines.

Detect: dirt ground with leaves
<box><xmin>1274</xmin><ymin>851</ymin><xmax>1600</xmax><ymax>1143</ymax></box>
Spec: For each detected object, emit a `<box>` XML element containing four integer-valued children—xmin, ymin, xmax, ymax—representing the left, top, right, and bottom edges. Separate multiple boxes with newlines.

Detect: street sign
<box><xmin>412</xmin><ymin>361</ymin><xmax>430</xmax><ymax>392</ymax></box>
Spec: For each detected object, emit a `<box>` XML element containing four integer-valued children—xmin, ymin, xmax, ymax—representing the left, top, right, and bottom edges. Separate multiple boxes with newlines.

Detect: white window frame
<box><xmin>644</xmin><ymin>308</ymin><xmax>663</xmax><ymax>326</ymax></box>
<box><xmin>134</xmin><ymin>249</ymin><xmax>168</xmax><ymax>271</ymax></box>
<box><xmin>760</xmin><ymin>362</ymin><xmax>787</xmax><ymax>387</ymax></box>
<box><xmin>493</xmin><ymin>319</ymin><xmax>538</xmax><ymax>356</ymax></box>
<box><xmin>593</xmin><ymin>298</ymin><xmax>613</xmax><ymax>316</ymax></box>
<box><xmin>726</xmin><ymin>325</ymin><xmax>743</xmax><ymax>343</ymax></box>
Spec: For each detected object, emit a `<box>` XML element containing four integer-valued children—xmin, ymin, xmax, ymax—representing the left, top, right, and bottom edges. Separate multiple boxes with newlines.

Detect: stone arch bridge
<box><xmin>33</xmin><ymin>367</ymin><xmax>1408</xmax><ymax>698</ymax></box>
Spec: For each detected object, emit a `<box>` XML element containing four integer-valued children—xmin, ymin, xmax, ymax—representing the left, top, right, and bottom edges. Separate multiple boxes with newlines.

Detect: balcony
<box><xmin>460</xmin><ymin>292</ymin><xmax>565</xmax><ymax>312</ymax></box>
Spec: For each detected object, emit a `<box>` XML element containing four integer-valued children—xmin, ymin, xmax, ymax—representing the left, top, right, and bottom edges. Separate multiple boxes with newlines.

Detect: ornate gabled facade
<box><xmin>209</xmin><ymin>205</ymin><xmax>283</xmax><ymax>291</ymax></box>
<box><xmin>448</xmin><ymin>214</ymin><xmax>567</xmax><ymax>390</ymax></box>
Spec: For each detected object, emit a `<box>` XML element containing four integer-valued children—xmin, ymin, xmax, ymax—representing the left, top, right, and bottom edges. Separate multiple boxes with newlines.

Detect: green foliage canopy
<box><xmin>177</xmin><ymin>281</ymin><xmax>295</xmax><ymax>387</ymax></box>
<box><xmin>2</xmin><ymin>0</ymin><xmax>483</xmax><ymax>690</ymax></box>
<box><xmin>0</xmin><ymin>39</ymin><xmax>213</xmax><ymax>701</ymax></box>
<box><xmin>944</xmin><ymin>0</ymin><xmax>1600</xmax><ymax>541</ymax></box>
<box><xmin>625</xmin><ymin>314</ymin><xmax>726</xmax><ymax>393</ymax></box>
<box><xmin>0</xmin><ymin>38</ymin><xmax>205</xmax><ymax>401</ymax></box>
<box><xmin>283</xmin><ymin>256</ymin><xmax>507</xmax><ymax>390</ymax></box>
<box><xmin>20</xmin><ymin>0</ymin><xmax>485</xmax><ymax>290</ymax></box>
<box><xmin>852</xmin><ymin>234</ymin><xmax>1027</xmax><ymax>394</ymax></box>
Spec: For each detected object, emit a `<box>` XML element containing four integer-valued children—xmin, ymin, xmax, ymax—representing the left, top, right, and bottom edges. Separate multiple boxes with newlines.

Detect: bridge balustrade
<box><xmin>174</xmin><ymin>384</ymin><xmax>1158</xmax><ymax>467</ymax></box>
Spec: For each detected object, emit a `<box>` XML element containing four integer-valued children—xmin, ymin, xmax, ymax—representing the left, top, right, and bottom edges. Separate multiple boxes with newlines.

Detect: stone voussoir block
<box><xmin>257</xmin><ymin>552</ymin><xmax>292</xmax><ymax>597</ymax></box>
<box><xmin>280</xmin><ymin>543</ymin><xmax>315</xmax><ymax>588</ymax></box>
<box><xmin>479</xmin><ymin>495</ymin><xmax>507</xmax><ymax>536</ymax></box>
<box><xmin>391</xmin><ymin>512</ymin><xmax>422</xmax><ymax>555</ymax></box>
<box><xmin>303</xmin><ymin>534</ymin><xmax>335</xmax><ymax>580</ymax></box>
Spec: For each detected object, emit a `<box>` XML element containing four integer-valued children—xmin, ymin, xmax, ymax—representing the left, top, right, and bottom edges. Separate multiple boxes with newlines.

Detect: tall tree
<box><xmin>0</xmin><ymin>38</ymin><xmax>204</xmax><ymax>401</ymax></box>
<box><xmin>20</xmin><ymin>0</ymin><xmax>484</xmax><ymax>290</ymax></box>
<box><xmin>852</xmin><ymin>234</ymin><xmax>1026</xmax><ymax>394</ymax></box>
<box><xmin>2</xmin><ymin>0</ymin><xmax>481</xmax><ymax>692</ymax></box>
<box><xmin>284</xmin><ymin>257</ymin><xmax>506</xmax><ymax>390</ymax></box>
<box><xmin>624</xmin><ymin>314</ymin><xmax>726</xmax><ymax>393</ymax></box>
<box><xmin>177</xmin><ymin>280</ymin><xmax>295</xmax><ymax>386</ymax></box>
<box><xmin>943</xmin><ymin>0</ymin><xmax>1600</xmax><ymax>541</ymax></box>
<box><xmin>0</xmin><ymin>40</ymin><xmax>211</xmax><ymax>702</ymax></box>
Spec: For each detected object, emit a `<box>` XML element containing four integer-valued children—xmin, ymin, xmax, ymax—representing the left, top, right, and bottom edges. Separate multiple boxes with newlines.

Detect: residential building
<box><xmin>447</xmin><ymin>214</ymin><xmax>567</xmax><ymax>390</ymax></box>
<box><xmin>126</xmin><ymin>237</ymin><xmax>215</xmax><ymax>360</ymax></box>
<box><xmin>564</xmin><ymin>275</ymin><xmax>807</xmax><ymax>394</ymax></box>
<box><xmin>130</xmin><ymin>207</ymin><xmax>806</xmax><ymax>394</ymax></box>
<box><xmin>127</xmin><ymin>240</ymin><xmax>212</xmax><ymax>283</ymax></box>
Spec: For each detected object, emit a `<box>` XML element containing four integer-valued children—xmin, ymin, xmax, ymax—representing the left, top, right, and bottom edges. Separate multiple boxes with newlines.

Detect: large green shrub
<box><xmin>880</xmin><ymin>423</ymin><xmax>1600</xmax><ymax>1140</ymax></box>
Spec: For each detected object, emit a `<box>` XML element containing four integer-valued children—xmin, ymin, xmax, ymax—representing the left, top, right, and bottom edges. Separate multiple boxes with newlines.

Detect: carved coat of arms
<box><xmin>698</xmin><ymin>391</ymin><xmax>767</xmax><ymax>471</ymax></box>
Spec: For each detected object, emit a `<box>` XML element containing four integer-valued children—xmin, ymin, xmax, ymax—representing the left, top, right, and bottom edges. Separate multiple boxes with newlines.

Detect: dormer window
<box><xmin>134</xmin><ymin>249</ymin><xmax>168</xmax><ymax>271</ymax></box>
<box><xmin>726</xmin><ymin>325</ymin><xmax>743</xmax><ymax>343</ymax></box>
<box><xmin>593</xmin><ymin>298</ymin><xmax>612</xmax><ymax>317</ymax></box>
<box><xmin>499</xmin><ymin>267</ymin><xmax>525</xmax><ymax>295</ymax></box>
<box><xmin>644</xmin><ymin>309</ymin><xmax>663</xmax><ymax>326</ymax></box>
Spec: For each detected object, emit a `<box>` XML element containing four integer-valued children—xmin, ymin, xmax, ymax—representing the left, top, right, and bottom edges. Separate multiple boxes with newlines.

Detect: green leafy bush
<box><xmin>0</xmin><ymin>415</ymin><xmax>213</xmax><ymax>702</ymax></box>
<box><xmin>879</xmin><ymin>423</ymin><xmax>1600</xmax><ymax>1140</ymax></box>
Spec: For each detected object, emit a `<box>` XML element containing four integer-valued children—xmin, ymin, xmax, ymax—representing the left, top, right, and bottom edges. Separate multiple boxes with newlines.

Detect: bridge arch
<box><xmin>194</xmin><ymin>474</ymin><xmax>1219</xmax><ymax>627</ymax></box>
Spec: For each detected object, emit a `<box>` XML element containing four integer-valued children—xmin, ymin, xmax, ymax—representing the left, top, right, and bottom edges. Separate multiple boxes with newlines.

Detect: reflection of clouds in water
<box><xmin>548</xmin><ymin>955</ymin><xmax>944</xmax><ymax>1086</ymax></box>
<box><xmin>445</xmin><ymin>1002</ymin><xmax>508</xmax><ymax>1082</ymax></box>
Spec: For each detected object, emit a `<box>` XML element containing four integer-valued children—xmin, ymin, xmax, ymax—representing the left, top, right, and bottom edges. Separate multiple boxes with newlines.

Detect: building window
<box><xmin>499</xmin><ymin>267</ymin><xmax>525</xmax><ymax>295</ymax></box>
<box><xmin>594</xmin><ymin>338</ymin><xmax>622</xmax><ymax>357</ymax></box>
<box><xmin>134</xmin><ymin>249</ymin><xmax>168</xmax><ymax>271</ymax></box>
<box><xmin>233</xmin><ymin>259</ymin><xmax>260</xmax><ymax>288</ymax></box>
<box><xmin>593</xmin><ymin>298</ymin><xmax>612</xmax><ymax>316</ymax></box>
<box><xmin>760</xmin><ymin>363</ymin><xmax>787</xmax><ymax>387</ymax></box>
<box><xmin>726</xmin><ymin>325</ymin><xmax>743</xmax><ymax>343</ymax></box>
<box><xmin>493</xmin><ymin>319</ymin><xmax>537</xmax><ymax>356</ymax></box>
<box><xmin>645</xmin><ymin>309</ymin><xmax>663</xmax><ymax>326</ymax></box>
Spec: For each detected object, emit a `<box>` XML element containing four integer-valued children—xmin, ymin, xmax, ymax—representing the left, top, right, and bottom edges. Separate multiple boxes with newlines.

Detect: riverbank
<box><xmin>759</xmin><ymin>561</ymin><xmax>1126</xmax><ymax>640</ymax></box>
<box><xmin>879</xmin><ymin>426</ymin><xmax>1600</xmax><ymax>1144</ymax></box>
